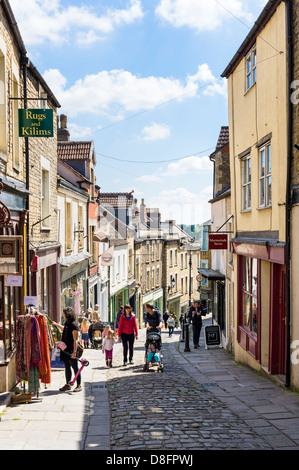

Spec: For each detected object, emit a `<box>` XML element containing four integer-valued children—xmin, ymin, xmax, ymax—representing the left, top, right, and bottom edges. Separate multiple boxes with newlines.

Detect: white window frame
<box><xmin>259</xmin><ymin>143</ymin><xmax>272</xmax><ymax>208</ymax></box>
<box><xmin>40</xmin><ymin>156</ymin><xmax>51</xmax><ymax>229</ymax></box>
<box><xmin>246</xmin><ymin>47</ymin><xmax>256</xmax><ymax>92</ymax></box>
<box><xmin>242</xmin><ymin>155</ymin><xmax>251</xmax><ymax>211</ymax></box>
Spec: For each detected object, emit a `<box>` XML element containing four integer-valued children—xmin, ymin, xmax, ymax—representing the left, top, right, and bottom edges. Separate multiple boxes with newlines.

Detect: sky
<box><xmin>10</xmin><ymin>0</ymin><xmax>268</xmax><ymax>225</ymax></box>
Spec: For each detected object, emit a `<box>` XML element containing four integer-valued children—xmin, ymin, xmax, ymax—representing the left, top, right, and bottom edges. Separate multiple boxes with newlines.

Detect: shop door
<box><xmin>269</xmin><ymin>264</ymin><xmax>286</xmax><ymax>375</ymax></box>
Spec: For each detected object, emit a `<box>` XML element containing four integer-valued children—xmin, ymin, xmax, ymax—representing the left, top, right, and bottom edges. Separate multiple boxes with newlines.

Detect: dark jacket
<box><xmin>144</xmin><ymin>309</ymin><xmax>163</xmax><ymax>329</ymax></box>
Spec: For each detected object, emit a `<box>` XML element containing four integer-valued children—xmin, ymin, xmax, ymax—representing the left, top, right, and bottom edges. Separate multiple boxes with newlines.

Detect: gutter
<box><xmin>284</xmin><ymin>0</ymin><xmax>292</xmax><ymax>389</ymax></box>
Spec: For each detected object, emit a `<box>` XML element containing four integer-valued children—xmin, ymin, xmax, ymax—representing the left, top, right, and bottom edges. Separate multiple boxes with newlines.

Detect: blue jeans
<box><xmin>168</xmin><ymin>326</ymin><xmax>174</xmax><ymax>337</ymax></box>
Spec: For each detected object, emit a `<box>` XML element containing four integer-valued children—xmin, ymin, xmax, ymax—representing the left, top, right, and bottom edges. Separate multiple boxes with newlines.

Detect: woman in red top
<box><xmin>118</xmin><ymin>304</ymin><xmax>138</xmax><ymax>366</ymax></box>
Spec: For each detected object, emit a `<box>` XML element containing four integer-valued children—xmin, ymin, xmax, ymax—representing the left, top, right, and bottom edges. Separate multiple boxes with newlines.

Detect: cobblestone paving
<box><xmin>106</xmin><ymin>332</ymin><xmax>272</xmax><ymax>450</ymax></box>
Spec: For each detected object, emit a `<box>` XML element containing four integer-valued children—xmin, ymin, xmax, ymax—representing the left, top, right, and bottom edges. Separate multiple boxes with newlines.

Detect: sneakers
<box><xmin>59</xmin><ymin>384</ymin><xmax>71</xmax><ymax>392</ymax></box>
<box><xmin>129</xmin><ymin>360</ymin><xmax>134</xmax><ymax>365</ymax></box>
<box><xmin>74</xmin><ymin>385</ymin><xmax>82</xmax><ymax>392</ymax></box>
<box><xmin>123</xmin><ymin>362</ymin><xmax>127</xmax><ymax>366</ymax></box>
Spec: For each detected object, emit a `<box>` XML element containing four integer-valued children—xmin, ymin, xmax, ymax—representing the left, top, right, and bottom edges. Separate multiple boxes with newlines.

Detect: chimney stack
<box><xmin>57</xmin><ymin>114</ymin><xmax>70</xmax><ymax>142</ymax></box>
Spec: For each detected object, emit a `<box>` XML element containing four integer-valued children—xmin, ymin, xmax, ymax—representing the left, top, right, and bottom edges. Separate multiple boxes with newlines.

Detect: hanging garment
<box><xmin>36</xmin><ymin>315</ymin><xmax>51</xmax><ymax>384</ymax></box>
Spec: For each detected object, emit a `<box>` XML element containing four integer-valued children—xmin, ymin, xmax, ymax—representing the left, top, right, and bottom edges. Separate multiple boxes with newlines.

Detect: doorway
<box><xmin>269</xmin><ymin>264</ymin><xmax>286</xmax><ymax>375</ymax></box>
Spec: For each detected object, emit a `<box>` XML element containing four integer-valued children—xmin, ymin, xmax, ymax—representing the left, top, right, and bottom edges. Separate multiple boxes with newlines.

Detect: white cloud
<box><xmin>163</xmin><ymin>155</ymin><xmax>212</xmax><ymax>176</ymax></box>
<box><xmin>10</xmin><ymin>0</ymin><xmax>144</xmax><ymax>46</ymax></box>
<box><xmin>148</xmin><ymin>186</ymin><xmax>213</xmax><ymax>225</ymax></box>
<box><xmin>43</xmin><ymin>63</ymin><xmax>224</xmax><ymax>119</ymax></box>
<box><xmin>136</xmin><ymin>174</ymin><xmax>162</xmax><ymax>183</ymax></box>
<box><xmin>140</xmin><ymin>123</ymin><xmax>171</xmax><ymax>141</ymax></box>
<box><xmin>155</xmin><ymin>0</ymin><xmax>253</xmax><ymax>32</ymax></box>
<box><xmin>43</xmin><ymin>68</ymin><xmax>198</xmax><ymax>118</ymax></box>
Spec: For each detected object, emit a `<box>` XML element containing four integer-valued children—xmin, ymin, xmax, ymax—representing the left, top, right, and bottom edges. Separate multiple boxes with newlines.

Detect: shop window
<box><xmin>241</xmin><ymin>257</ymin><xmax>258</xmax><ymax>335</ymax></box>
<box><xmin>0</xmin><ymin>276</ymin><xmax>20</xmax><ymax>363</ymax></box>
<box><xmin>242</xmin><ymin>155</ymin><xmax>251</xmax><ymax>211</ymax></box>
<box><xmin>259</xmin><ymin>143</ymin><xmax>271</xmax><ymax>208</ymax></box>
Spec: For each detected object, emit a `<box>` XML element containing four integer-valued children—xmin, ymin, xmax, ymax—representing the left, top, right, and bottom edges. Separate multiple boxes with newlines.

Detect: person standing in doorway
<box><xmin>118</xmin><ymin>305</ymin><xmax>138</xmax><ymax>366</ymax></box>
<box><xmin>188</xmin><ymin>300</ymin><xmax>206</xmax><ymax>349</ymax></box>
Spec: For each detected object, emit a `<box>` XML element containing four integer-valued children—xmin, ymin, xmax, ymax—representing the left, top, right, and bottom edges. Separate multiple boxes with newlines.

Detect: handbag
<box><xmin>76</xmin><ymin>338</ymin><xmax>84</xmax><ymax>358</ymax></box>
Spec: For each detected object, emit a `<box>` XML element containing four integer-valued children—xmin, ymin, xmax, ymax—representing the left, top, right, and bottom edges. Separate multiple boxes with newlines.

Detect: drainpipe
<box><xmin>21</xmin><ymin>55</ymin><xmax>30</xmax><ymax>296</ymax></box>
<box><xmin>284</xmin><ymin>0</ymin><xmax>292</xmax><ymax>389</ymax></box>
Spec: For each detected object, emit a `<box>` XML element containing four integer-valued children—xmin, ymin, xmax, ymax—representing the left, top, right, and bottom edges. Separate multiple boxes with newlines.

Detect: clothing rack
<box><xmin>15</xmin><ymin>306</ymin><xmax>54</xmax><ymax>400</ymax></box>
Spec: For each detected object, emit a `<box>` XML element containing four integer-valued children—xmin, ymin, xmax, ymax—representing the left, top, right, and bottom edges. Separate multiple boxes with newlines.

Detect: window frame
<box><xmin>40</xmin><ymin>156</ymin><xmax>51</xmax><ymax>229</ymax></box>
<box><xmin>241</xmin><ymin>154</ymin><xmax>251</xmax><ymax>211</ymax></box>
<box><xmin>241</xmin><ymin>257</ymin><xmax>258</xmax><ymax>336</ymax></box>
<box><xmin>246</xmin><ymin>47</ymin><xmax>256</xmax><ymax>92</ymax></box>
<box><xmin>258</xmin><ymin>143</ymin><xmax>272</xmax><ymax>208</ymax></box>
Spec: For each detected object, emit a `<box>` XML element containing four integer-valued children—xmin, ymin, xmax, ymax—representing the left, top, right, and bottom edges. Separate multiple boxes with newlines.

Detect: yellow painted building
<box><xmin>222</xmin><ymin>1</ymin><xmax>289</xmax><ymax>383</ymax></box>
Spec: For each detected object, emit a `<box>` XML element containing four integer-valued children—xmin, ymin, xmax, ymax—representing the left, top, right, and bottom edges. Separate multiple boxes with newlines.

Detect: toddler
<box><xmin>102</xmin><ymin>330</ymin><xmax>116</xmax><ymax>367</ymax></box>
<box><xmin>147</xmin><ymin>342</ymin><xmax>160</xmax><ymax>364</ymax></box>
<box><xmin>81</xmin><ymin>317</ymin><xmax>89</xmax><ymax>348</ymax></box>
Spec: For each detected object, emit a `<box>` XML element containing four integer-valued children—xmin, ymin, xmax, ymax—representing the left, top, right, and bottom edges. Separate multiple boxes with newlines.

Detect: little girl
<box><xmin>102</xmin><ymin>330</ymin><xmax>116</xmax><ymax>367</ymax></box>
<box><xmin>102</xmin><ymin>324</ymin><xmax>111</xmax><ymax>338</ymax></box>
<box><xmin>81</xmin><ymin>317</ymin><xmax>90</xmax><ymax>348</ymax></box>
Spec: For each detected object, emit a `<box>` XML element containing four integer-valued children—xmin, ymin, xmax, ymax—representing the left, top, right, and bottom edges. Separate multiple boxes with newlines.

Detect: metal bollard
<box><xmin>184</xmin><ymin>321</ymin><xmax>190</xmax><ymax>352</ymax></box>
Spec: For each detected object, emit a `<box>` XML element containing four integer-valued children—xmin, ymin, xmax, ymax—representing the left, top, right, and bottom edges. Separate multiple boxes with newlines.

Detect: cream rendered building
<box><xmin>222</xmin><ymin>0</ymin><xmax>289</xmax><ymax>383</ymax></box>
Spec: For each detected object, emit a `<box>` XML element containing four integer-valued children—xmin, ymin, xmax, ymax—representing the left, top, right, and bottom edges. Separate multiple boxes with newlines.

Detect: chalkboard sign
<box><xmin>204</xmin><ymin>325</ymin><xmax>221</xmax><ymax>348</ymax></box>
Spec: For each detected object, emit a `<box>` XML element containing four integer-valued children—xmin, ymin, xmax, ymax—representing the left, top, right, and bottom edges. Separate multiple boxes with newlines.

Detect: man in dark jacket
<box><xmin>144</xmin><ymin>303</ymin><xmax>163</xmax><ymax>332</ymax></box>
<box><xmin>187</xmin><ymin>300</ymin><xmax>206</xmax><ymax>348</ymax></box>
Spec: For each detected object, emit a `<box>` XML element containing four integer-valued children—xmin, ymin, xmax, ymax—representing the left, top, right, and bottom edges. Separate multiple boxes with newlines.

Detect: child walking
<box><xmin>102</xmin><ymin>330</ymin><xmax>116</xmax><ymax>368</ymax></box>
<box><xmin>81</xmin><ymin>317</ymin><xmax>90</xmax><ymax>348</ymax></box>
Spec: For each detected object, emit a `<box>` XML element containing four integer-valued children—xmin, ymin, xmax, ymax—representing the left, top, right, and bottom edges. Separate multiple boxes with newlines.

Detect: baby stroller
<box><xmin>89</xmin><ymin>321</ymin><xmax>104</xmax><ymax>350</ymax></box>
<box><xmin>143</xmin><ymin>330</ymin><xmax>163</xmax><ymax>373</ymax></box>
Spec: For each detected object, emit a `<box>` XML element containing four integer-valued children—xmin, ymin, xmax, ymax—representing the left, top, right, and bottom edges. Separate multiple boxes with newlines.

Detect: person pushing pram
<box><xmin>143</xmin><ymin>303</ymin><xmax>164</xmax><ymax>372</ymax></box>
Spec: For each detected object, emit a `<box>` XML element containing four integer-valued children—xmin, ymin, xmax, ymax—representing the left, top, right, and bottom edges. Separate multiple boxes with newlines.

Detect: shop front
<box><xmin>30</xmin><ymin>244</ymin><xmax>61</xmax><ymax>323</ymax></box>
<box><xmin>231</xmin><ymin>239</ymin><xmax>286</xmax><ymax>376</ymax></box>
<box><xmin>0</xmin><ymin>179</ymin><xmax>27</xmax><ymax>392</ymax></box>
<box><xmin>110</xmin><ymin>286</ymin><xmax>128</xmax><ymax>323</ymax></box>
<box><xmin>60</xmin><ymin>253</ymin><xmax>90</xmax><ymax>321</ymax></box>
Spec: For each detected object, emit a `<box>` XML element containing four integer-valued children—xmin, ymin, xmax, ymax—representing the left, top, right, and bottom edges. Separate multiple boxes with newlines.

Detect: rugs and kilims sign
<box><xmin>208</xmin><ymin>233</ymin><xmax>228</xmax><ymax>250</ymax></box>
<box><xmin>19</xmin><ymin>109</ymin><xmax>54</xmax><ymax>137</ymax></box>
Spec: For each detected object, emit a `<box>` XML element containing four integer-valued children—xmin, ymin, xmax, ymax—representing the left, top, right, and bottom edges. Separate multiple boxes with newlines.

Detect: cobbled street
<box><xmin>106</xmin><ymin>325</ymin><xmax>299</xmax><ymax>451</ymax></box>
<box><xmin>1</xmin><ymin>323</ymin><xmax>299</xmax><ymax>450</ymax></box>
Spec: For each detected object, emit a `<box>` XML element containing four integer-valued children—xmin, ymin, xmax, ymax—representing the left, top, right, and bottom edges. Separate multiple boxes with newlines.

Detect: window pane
<box><xmin>243</xmin><ymin>293</ymin><xmax>251</xmax><ymax>328</ymax></box>
<box><xmin>267</xmin><ymin>176</ymin><xmax>272</xmax><ymax>205</ymax></box>
<box><xmin>248</xmin><ymin>158</ymin><xmax>251</xmax><ymax>182</ymax></box>
<box><xmin>260</xmin><ymin>177</ymin><xmax>265</xmax><ymax>206</ymax></box>
<box><xmin>252</xmin><ymin>301</ymin><xmax>258</xmax><ymax>334</ymax></box>
<box><xmin>248</xmin><ymin>183</ymin><xmax>251</xmax><ymax>208</ymax></box>
<box><xmin>267</xmin><ymin>145</ymin><xmax>271</xmax><ymax>174</ymax></box>
<box><xmin>244</xmin><ymin>258</ymin><xmax>250</xmax><ymax>292</ymax></box>
<box><xmin>260</xmin><ymin>149</ymin><xmax>265</xmax><ymax>177</ymax></box>
<box><xmin>252</xmin><ymin>258</ymin><xmax>257</xmax><ymax>296</ymax></box>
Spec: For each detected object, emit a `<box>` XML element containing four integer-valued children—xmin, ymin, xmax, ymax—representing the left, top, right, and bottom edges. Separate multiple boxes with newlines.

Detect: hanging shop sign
<box><xmin>208</xmin><ymin>233</ymin><xmax>228</xmax><ymax>250</ymax></box>
<box><xmin>19</xmin><ymin>109</ymin><xmax>54</xmax><ymax>137</ymax></box>
<box><xmin>0</xmin><ymin>236</ymin><xmax>23</xmax><ymax>275</ymax></box>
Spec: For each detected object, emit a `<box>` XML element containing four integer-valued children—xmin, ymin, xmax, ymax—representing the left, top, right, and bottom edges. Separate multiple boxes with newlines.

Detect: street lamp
<box><xmin>179</xmin><ymin>239</ymin><xmax>194</xmax><ymax>352</ymax></box>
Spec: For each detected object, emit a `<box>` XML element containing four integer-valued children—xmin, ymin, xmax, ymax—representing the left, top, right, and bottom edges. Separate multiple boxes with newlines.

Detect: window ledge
<box><xmin>256</xmin><ymin>205</ymin><xmax>272</xmax><ymax>211</ymax></box>
<box><xmin>240</xmin><ymin>209</ymin><xmax>252</xmax><ymax>214</ymax></box>
<box><xmin>244</xmin><ymin>82</ymin><xmax>256</xmax><ymax>96</ymax></box>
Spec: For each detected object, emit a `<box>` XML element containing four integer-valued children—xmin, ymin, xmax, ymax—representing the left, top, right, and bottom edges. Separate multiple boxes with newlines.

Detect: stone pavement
<box><xmin>0</xmin><ymin>324</ymin><xmax>299</xmax><ymax>450</ymax></box>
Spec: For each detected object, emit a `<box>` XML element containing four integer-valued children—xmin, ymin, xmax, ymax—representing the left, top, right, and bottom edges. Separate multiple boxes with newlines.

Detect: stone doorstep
<box><xmin>0</xmin><ymin>392</ymin><xmax>13</xmax><ymax>413</ymax></box>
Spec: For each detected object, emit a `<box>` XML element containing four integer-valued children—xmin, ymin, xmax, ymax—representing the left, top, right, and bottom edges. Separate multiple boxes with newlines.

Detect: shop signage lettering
<box><xmin>208</xmin><ymin>233</ymin><xmax>228</xmax><ymax>250</ymax></box>
<box><xmin>19</xmin><ymin>109</ymin><xmax>53</xmax><ymax>137</ymax></box>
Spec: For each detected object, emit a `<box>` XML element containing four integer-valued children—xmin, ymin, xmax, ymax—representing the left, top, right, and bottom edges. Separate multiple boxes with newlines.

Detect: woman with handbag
<box><xmin>59</xmin><ymin>307</ymin><xmax>82</xmax><ymax>392</ymax></box>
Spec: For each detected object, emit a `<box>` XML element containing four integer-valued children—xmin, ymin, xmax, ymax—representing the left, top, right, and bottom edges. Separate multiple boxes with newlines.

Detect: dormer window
<box><xmin>246</xmin><ymin>47</ymin><xmax>256</xmax><ymax>91</ymax></box>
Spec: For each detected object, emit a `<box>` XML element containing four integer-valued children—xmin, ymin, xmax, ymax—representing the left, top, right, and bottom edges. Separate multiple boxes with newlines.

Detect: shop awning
<box><xmin>93</xmin><ymin>231</ymin><xmax>109</xmax><ymax>242</ymax></box>
<box><xmin>60</xmin><ymin>251</ymin><xmax>91</xmax><ymax>268</ymax></box>
<box><xmin>197</xmin><ymin>268</ymin><xmax>225</xmax><ymax>281</ymax></box>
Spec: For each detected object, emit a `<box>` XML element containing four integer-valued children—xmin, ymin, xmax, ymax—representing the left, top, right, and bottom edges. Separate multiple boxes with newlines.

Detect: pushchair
<box><xmin>143</xmin><ymin>330</ymin><xmax>163</xmax><ymax>373</ymax></box>
<box><xmin>88</xmin><ymin>321</ymin><xmax>104</xmax><ymax>349</ymax></box>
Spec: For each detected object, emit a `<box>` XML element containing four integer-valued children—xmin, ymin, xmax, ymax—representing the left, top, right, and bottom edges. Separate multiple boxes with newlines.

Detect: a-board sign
<box><xmin>204</xmin><ymin>324</ymin><xmax>221</xmax><ymax>348</ymax></box>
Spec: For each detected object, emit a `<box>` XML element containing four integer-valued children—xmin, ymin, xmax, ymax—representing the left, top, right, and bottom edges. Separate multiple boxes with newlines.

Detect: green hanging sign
<box><xmin>19</xmin><ymin>109</ymin><xmax>54</xmax><ymax>137</ymax></box>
